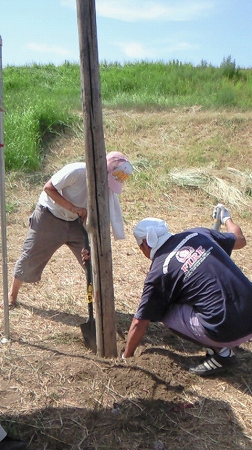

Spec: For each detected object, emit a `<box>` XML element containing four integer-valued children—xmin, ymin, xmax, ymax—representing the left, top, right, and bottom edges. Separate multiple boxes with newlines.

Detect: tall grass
<box><xmin>3</xmin><ymin>62</ymin><xmax>81</xmax><ymax>171</ymax></box>
<box><xmin>3</xmin><ymin>57</ymin><xmax>252</xmax><ymax>171</ymax></box>
<box><xmin>100</xmin><ymin>59</ymin><xmax>250</xmax><ymax>109</ymax></box>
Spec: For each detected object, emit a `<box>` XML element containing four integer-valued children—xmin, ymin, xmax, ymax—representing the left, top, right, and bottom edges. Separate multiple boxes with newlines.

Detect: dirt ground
<box><xmin>1</xmin><ymin>109</ymin><xmax>252</xmax><ymax>449</ymax></box>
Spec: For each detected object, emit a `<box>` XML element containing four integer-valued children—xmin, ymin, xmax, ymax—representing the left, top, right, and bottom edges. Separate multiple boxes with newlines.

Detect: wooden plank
<box><xmin>76</xmin><ymin>0</ymin><xmax>117</xmax><ymax>357</ymax></box>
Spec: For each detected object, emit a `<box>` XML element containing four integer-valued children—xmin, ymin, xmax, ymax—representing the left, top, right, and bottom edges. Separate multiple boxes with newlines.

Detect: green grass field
<box><xmin>2</xmin><ymin>57</ymin><xmax>252</xmax><ymax>171</ymax></box>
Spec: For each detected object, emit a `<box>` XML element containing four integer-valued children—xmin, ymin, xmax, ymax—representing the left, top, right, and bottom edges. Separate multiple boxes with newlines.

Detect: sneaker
<box><xmin>205</xmin><ymin>347</ymin><xmax>214</xmax><ymax>357</ymax></box>
<box><xmin>189</xmin><ymin>351</ymin><xmax>237</xmax><ymax>377</ymax></box>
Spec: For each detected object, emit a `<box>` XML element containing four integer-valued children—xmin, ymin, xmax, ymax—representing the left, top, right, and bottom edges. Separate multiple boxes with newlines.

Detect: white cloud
<box><xmin>61</xmin><ymin>0</ymin><xmax>76</xmax><ymax>10</ymax></box>
<box><xmin>117</xmin><ymin>40</ymin><xmax>198</xmax><ymax>60</ymax></box>
<box><xmin>117</xmin><ymin>42</ymin><xmax>155</xmax><ymax>59</ymax></box>
<box><xmin>26</xmin><ymin>43</ymin><xmax>71</xmax><ymax>57</ymax></box>
<box><xmin>62</xmin><ymin>0</ymin><xmax>215</xmax><ymax>22</ymax></box>
<box><xmin>96</xmin><ymin>0</ymin><xmax>215</xmax><ymax>22</ymax></box>
<box><xmin>168</xmin><ymin>42</ymin><xmax>198</xmax><ymax>52</ymax></box>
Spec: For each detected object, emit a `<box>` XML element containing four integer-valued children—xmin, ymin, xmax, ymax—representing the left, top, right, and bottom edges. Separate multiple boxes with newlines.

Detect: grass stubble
<box><xmin>1</xmin><ymin>108</ymin><xmax>252</xmax><ymax>449</ymax></box>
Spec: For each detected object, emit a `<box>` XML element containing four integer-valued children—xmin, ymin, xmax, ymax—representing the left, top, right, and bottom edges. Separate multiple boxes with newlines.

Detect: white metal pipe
<box><xmin>0</xmin><ymin>36</ymin><xmax>10</xmax><ymax>341</ymax></box>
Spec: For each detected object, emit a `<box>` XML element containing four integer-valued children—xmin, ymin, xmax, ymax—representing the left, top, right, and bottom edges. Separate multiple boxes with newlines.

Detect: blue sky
<box><xmin>1</xmin><ymin>0</ymin><xmax>252</xmax><ymax>68</ymax></box>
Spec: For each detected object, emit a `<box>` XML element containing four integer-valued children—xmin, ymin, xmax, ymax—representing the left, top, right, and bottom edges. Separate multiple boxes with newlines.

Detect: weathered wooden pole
<box><xmin>0</xmin><ymin>36</ymin><xmax>10</xmax><ymax>343</ymax></box>
<box><xmin>76</xmin><ymin>0</ymin><xmax>117</xmax><ymax>357</ymax></box>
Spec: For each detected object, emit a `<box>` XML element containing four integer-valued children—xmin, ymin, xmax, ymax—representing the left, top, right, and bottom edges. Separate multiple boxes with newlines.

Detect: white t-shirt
<box><xmin>39</xmin><ymin>162</ymin><xmax>88</xmax><ymax>221</ymax></box>
<box><xmin>39</xmin><ymin>161</ymin><xmax>125</xmax><ymax>239</ymax></box>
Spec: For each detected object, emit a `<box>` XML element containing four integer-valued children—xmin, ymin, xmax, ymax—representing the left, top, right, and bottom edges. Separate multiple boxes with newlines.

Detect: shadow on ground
<box><xmin>2</xmin><ymin>395</ymin><xmax>252</xmax><ymax>450</ymax></box>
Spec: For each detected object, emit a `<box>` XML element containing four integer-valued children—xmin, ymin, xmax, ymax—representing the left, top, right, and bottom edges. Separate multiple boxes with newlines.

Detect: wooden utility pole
<box><xmin>76</xmin><ymin>0</ymin><xmax>117</xmax><ymax>357</ymax></box>
<box><xmin>0</xmin><ymin>36</ymin><xmax>10</xmax><ymax>343</ymax></box>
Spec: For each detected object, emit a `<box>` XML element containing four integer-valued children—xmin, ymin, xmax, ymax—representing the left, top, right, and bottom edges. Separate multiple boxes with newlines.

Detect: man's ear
<box><xmin>140</xmin><ymin>239</ymin><xmax>151</xmax><ymax>259</ymax></box>
<box><xmin>143</xmin><ymin>238</ymin><xmax>151</xmax><ymax>248</ymax></box>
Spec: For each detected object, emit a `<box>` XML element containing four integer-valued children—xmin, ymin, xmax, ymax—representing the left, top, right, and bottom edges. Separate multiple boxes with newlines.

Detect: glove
<box><xmin>213</xmin><ymin>203</ymin><xmax>231</xmax><ymax>225</ymax></box>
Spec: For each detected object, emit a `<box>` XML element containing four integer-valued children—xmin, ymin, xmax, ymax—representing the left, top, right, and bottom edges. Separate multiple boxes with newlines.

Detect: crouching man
<box><xmin>123</xmin><ymin>205</ymin><xmax>252</xmax><ymax>376</ymax></box>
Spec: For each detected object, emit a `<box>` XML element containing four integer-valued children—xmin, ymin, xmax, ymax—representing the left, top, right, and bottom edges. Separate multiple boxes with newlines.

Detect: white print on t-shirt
<box><xmin>176</xmin><ymin>246</ymin><xmax>195</xmax><ymax>263</ymax></box>
<box><xmin>181</xmin><ymin>246</ymin><xmax>213</xmax><ymax>279</ymax></box>
<box><xmin>163</xmin><ymin>233</ymin><xmax>198</xmax><ymax>274</ymax></box>
<box><xmin>179</xmin><ymin>246</ymin><xmax>205</xmax><ymax>267</ymax></box>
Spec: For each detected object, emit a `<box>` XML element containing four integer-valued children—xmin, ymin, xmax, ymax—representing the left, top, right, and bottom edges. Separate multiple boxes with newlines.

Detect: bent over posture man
<box><xmin>9</xmin><ymin>151</ymin><xmax>132</xmax><ymax>306</ymax></box>
<box><xmin>123</xmin><ymin>205</ymin><xmax>252</xmax><ymax>376</ymax></box>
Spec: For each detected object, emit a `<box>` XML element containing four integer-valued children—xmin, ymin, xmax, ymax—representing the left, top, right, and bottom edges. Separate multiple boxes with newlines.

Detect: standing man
<box><xmin>8</xmin><ymin>151</ymin><xmax>132</xmax><ymax>306</ymax></box>
<box><xmin>123</xmin><ymin>205</ymin><xmax>252</xmax><ymax>376</ymax></box>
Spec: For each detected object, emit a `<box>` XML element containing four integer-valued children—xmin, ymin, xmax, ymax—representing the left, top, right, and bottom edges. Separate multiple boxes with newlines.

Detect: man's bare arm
<box><xmin>123</xmin><ymin>318</ymin><xmax>150</xmax><ymax>358</ymax></box>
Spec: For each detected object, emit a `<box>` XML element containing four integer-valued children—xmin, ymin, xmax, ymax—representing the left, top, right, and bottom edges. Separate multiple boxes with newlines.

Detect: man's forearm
<box><xmin>225</xmin><ymin>218</ymin><xmax>246</xmax><ymax>249</ymax></box>
<box><xmin>123</xmin><ymin>318</ymin><xmax>150</xmax><ymax>357</ymax></box>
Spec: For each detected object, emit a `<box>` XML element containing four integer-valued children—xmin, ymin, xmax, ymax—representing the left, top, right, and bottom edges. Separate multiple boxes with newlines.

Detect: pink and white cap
<box><xmin>106</xmin><ymin>151</ymin><xmax>133</xmax><ymax>194</ymax></box>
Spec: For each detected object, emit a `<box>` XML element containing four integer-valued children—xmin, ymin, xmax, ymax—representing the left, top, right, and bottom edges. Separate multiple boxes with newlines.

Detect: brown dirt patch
<box><xmin>1</xmin><ymin>109</ymin><xmax>252</xmax><ymax>449</ymax></box>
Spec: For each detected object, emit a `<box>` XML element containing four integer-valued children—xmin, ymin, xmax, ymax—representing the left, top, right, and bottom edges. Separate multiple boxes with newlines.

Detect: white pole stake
<box><xmin>0</xmin><ymin>36</ymin><xmax>10</xmax><ymax>342</ymax></box>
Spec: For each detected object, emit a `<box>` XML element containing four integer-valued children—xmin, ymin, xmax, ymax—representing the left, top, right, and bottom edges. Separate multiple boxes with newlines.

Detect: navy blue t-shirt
<box><xmin>135</xmin><ymin>228</ymin><xmax>252</xmax><ymax>342</ymax></box>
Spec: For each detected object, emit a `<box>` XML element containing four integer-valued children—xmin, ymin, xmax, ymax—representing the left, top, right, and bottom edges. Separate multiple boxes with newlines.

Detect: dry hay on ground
<box><xmin>1</xmin><ymin>109</ymin><xmax>252</xmax><ymax>449</ymax></box>
<box><xmin>169</xmin><ymin>166</ymin><xmax>252</xmax><ymax>208</ymax></box>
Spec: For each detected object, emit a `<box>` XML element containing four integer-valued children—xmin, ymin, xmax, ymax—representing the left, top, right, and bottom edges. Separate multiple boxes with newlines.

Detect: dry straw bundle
<box><xmin>169</xmin><ymin>166</ymin><xmax>252</xmax><ymax>209</ymax></box>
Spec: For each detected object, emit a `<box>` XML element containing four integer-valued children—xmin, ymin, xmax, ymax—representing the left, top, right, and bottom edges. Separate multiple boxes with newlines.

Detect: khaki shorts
<box><xmin>14</xmin><ymin>204</ymin><xmax>85</xmax><ymax>283</ymax></box>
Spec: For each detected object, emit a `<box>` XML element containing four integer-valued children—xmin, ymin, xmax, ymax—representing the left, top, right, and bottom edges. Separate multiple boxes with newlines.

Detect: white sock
<box><xmin>218</xmin><ymin>347</ymin><xmax>233</xmax><ymax>357</ymax></box>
